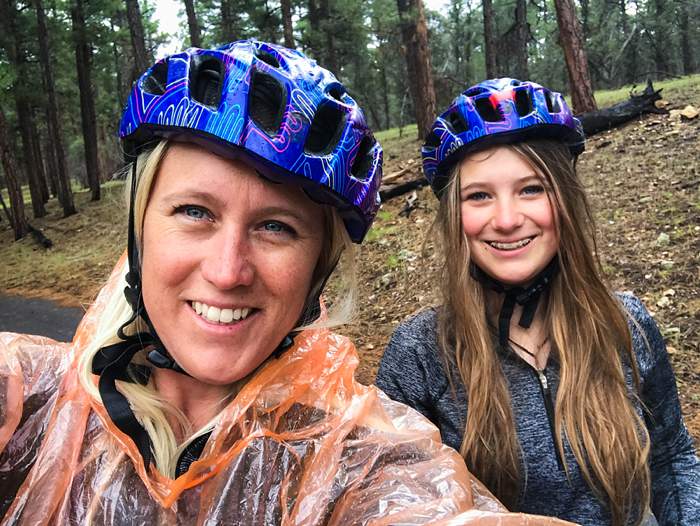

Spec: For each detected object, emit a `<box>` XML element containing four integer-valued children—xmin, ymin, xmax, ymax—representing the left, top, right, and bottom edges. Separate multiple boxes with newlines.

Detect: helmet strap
<box><xmin>470</xmin><ymin>257</ymin><xmax>559</xmax><ymax>348</ymax></box>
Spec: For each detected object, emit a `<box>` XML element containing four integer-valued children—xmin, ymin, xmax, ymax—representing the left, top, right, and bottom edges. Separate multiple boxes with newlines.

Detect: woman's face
<box><xmin>459</xmin><ymin>146</ymin><xmax>559</xmax><ymax>286</ymax></box>
<box><xmin>141</xmin><ymin>143</ymin><xmax>324</xmax><ymax>385</ymax></box>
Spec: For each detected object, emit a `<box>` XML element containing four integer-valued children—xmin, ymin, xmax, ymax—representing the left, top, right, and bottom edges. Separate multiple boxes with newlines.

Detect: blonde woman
<box><xmin>376</xmin><ymin>78</ymin><xmax>700</xmax><ymax>526</ymax></box>
<box><xmin>0</xmin><ymin>45</ymin><xmax>573</xmax><ymax>525</ymax></box>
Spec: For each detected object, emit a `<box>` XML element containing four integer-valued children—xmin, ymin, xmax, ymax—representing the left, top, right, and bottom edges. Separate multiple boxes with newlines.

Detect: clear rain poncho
<box><xmin>0</xmin><ymin>258</ymin><xmax>573</xmax><ymax>525</ymax></box>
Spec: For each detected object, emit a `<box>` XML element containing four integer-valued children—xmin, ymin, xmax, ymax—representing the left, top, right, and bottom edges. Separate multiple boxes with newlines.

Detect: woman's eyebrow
<box><xmin>160</xmin><ymin>190</ymin><xmax>221</xmax><ymax>205</ymax></box>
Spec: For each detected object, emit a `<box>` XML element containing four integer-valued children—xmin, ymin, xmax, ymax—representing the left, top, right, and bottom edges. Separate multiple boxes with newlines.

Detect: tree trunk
<box><xmin>43</xmin><ymin>131</ymin><xmax>59</xmax><ymax>197</ymax></box>
<box><xmin>183</xmin><ymin>0</ymin><xmax>202</xmax><ymax>47</ymax></box>
<box><xmin>0</xmin><ymin>107</ymin><xmax>29</xmax><ymax>240</ymax></box>
<box><xmin>34</xmin><ymin>0</ymin><xmax>76</xmax><ymax>217</ymax></box>
<box><xmin>678</xmin><ymin>2</ymin><xmax>694</xmax><ymax>75</ymax></box>
<box><xmin>553</xmin><ymin>0</ymin><xmax>597</xmax><ymax>113</ymax></box>
<box><xmin>652</xmin><ymin>0</ymin><xmax>668</xmax><ymax>78</ymax></box>
<box><xmin>72</xmin><ymin>0</ymin><xmax>101</xmax><ymax>201</ymax></box>
<box><xmin>513</xmin><ymin>0</ymin><xmax>529</xmax><ymax>79</ymax></box>
<box><xmin>281</xmin><ymin>0</ymin><xmax>295</xmax><ymax>48</ymax></box>
<box><xmin>319</xmin><ymin>0</ymin><xmax>338</xmax><ymax>74</ymax></box>
<box><xmin>396</xmin><ymin>0</ymin><xmax>437</xmax><ymax>140</ymax></box>
<box><xmin>220</xmin><ymin>0</ymin><xmax>236</xmax><ymax>42</ymax></box>
<box><xmin>30</xmin><ymin>116</ymin><xmax>49</xmax><ymax>204</ymax></box>
<box><xmin>124</xmin><ymin>0</ymin><xmax>151</xmax><ymax>75</ymax></box>
<box><xmin>482</xmin><ymin>0</ymin><xmax>498</xmax><ymax>78</ymax></box>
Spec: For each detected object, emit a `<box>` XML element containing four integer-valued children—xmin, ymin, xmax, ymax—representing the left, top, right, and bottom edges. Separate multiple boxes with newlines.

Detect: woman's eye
<box><xmin>261</xmin><ymin>221</ymin><xmax>295</xmax><ymax>235</ymax></box>
<box><xmin>522</xmin><ymin>185</ymin><xmax>545</xmax><ymax>196</ymax></box>
<box><xmin>175</xmin><ymin>205</ymin><xmax>211</xmax><ymax>221</ymax></box>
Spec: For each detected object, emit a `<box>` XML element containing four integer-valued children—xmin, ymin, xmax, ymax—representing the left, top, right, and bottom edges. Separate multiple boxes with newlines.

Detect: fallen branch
<box><xmin>380</xmin><ymin>177</ymin><xmax>429</xmax><ymax>201</ymax></box>
<box><xmin>27</xmin><ymin>224</ymin><xmax>53</xmax><ymax>249</ymax></box>
<box><xmin>382</xmin><ymin>163</ymin><xmax>419</xmax><ymax>184</ymax></box>
<box><xmin>578</xmin><ymin>80</ymin><xmax>665</xmax><ymax>136</ymax></box>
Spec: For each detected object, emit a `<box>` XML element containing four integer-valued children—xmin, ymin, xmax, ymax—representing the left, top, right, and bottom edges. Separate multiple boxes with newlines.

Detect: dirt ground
<box><xmin>1</xmin><ymin>84</ymin><xmax>698</xmax><ymax>444</ymax></box>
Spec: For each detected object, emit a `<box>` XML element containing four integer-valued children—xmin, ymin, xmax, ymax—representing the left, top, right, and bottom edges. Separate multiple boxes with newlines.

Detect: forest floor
<box><xmin>1</xmin><ymin>79</ymin><xmax>699</xmax><ymax>444</ymax></box>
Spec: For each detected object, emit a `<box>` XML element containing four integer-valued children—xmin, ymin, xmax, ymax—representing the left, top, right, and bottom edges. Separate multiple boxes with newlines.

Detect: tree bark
<box><xmin>183</xmin><ymin>0</ymin><xmax>202</xmax><ymax>47</ymax></box>
<box><xmin>281</xmin><ymin>0</ymin><xmax>295</xmax><ymax>48</ymax></box>
<box><xmin>30</xmin><ymin>116</ymin><xmax>49</xmax><ymax>203</ymax></box>
<box><xmin>34</xmin><ymin>0</ymin><xmax>76</xmax><ymax>217</ymax></box>
<box><xmin>72</xmin><ymin>0</ymin><xmax>101</xmax><ymax>201</ymax></box>
<box><xmin>482</xmin><ymin>0</ymin><xmax>498</xmax><ymax>78</ymax></box>
<box><xmin>220</xmin><ymin>0</ymin><xmax>236</xmax><ymax>42</ymax></box>
<box><xmin>124</xmin><ymin>0</ymin><xmax>151</xmax><ymax>75</ymax></box>
<box><xmin>678</xmin><ymin>2</ymin><xmax>694</xmax><ymax>75</ymax></box>
<box><xmin>513</xmin><ymin>0</ymin><xmax>529</xmax><ymax>79</ymax></box>
<box><xmin>396</xmin><ymin>0</ymin><xmax>437</xmax><ymax>140</ymax></box>
<box><xmin>553</xmin><ymin>0</ymin><xmax>597</xmax><ymax>113</ymax></box>
<box><xmin>0</xmin><ymin>107</ymin><xmax>29</xmax><ymax>240</ymax></box>
<box><xmin>652</xmin><ymin>0</ymin><xmax>668</xmax><ymax>78</ymax></box>
<box><xmin>43</xmin><ymin>131</ymin><xmax>59</xmax><ymax>197</ymax></box>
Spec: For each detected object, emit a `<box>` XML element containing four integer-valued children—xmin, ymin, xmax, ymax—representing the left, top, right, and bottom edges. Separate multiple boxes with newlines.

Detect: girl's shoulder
<box><xmin>614</xmin><ymin>292</ymin><xmax>667</xmax><ymax>375</ymax></box>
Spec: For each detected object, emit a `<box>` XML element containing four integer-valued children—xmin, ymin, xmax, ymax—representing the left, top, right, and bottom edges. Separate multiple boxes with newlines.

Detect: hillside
<box><xmin>1</xmin><ymin>78</ymin><xmax>698</xmax><ymax>442</ymax></box>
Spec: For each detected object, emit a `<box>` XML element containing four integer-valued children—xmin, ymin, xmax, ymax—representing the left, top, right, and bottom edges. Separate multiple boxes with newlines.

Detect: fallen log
<box><xmin>578</xmin><ymin>80</ymin><xmax>666</xmax><ymax>136</ymax></box>
<box><xmin>380</xmin><ymin>178</ymin><xmax>429</xmax><ymax>201</ymax></box>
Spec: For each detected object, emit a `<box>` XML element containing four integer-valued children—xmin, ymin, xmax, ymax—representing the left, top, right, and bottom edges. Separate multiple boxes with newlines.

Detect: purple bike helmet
<box><xmin>120</xmin><ymin>39</ymin><xmax>382</xmax><ymax>243</ymax></box>
<box><xmin>422</xmin><ymin>78</ymin><xmax>585</xmax><ymax>197</ymax></box>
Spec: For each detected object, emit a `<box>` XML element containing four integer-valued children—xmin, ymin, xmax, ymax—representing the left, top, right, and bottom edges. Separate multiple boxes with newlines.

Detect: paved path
<box><xmin>0</xmin><ymin>294</ymin><xmax>84</xmax><ymax>342</ymax></box>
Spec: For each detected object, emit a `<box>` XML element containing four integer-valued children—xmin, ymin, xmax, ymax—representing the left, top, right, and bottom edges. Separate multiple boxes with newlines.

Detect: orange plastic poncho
<box><xmin>0</xmin><ymin>257</ymin><xmax>573</xmax><ymax>525</ymax></box>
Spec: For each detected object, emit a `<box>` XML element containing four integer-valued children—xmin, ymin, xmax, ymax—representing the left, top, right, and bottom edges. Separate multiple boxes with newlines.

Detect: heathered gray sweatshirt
<box><xmin>375</xmin><ymin>293</ymin><xmax>700</xmax><ymax>526</ymax></box>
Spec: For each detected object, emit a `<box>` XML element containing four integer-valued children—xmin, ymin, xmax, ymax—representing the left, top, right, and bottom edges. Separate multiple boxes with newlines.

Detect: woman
<box><xmin>376</xmin><ymin>78</ymin><xmax>700</xmax><ymax>526</ymax></box>
<box><xmin>0</xmin><ymin>44</ymin><xmax>569</xmax><ymax>525</ymax></box>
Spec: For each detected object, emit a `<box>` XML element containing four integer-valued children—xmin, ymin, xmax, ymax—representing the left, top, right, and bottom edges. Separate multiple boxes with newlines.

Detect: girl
<box><xmin>376</xmin><ymin>78</ymin><xmax>700</xmax><ymax>526</ymax></box>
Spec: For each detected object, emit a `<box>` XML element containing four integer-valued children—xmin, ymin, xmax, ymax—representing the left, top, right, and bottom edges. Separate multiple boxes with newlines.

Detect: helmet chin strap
<box><xmin>470</xmin><ymin>257</ymin><xmax>559</xmax><ymax>348</ymax></box>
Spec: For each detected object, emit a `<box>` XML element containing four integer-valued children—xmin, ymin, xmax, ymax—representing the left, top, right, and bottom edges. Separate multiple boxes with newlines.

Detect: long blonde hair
<box><xmin>434</xmin><ymin>140</ymin><xmax>650</xmax><ymax>525</ymax></box>
<box><xmin>78</xmin><ymin>140</ymin><xmax>356</xmax><ymax>477</ymax></box>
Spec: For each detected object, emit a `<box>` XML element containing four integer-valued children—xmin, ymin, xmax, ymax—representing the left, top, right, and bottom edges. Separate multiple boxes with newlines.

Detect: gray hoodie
<box><xmin>375</xmin><ymin>293</ymin><xmax>700</xmax><ymax>526</ymax></box>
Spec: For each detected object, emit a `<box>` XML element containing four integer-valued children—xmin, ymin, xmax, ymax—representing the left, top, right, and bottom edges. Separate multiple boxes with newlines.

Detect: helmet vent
<box><xmin>447</xmin><ymin>111</ymin><xmax>468</xmax><ymax>134</ymax></box>
<box><xmin>351</xmin><ymin>135</ymin><xmax>375</xmax><ymax>181</ymax></box>
<box><xmin>545</xmin><ymin>91</ymin><xmax>562</xmax><ymax>113</ymax></box>
<box><xmin>424</xmin><ymin>131</ymin><xmax>441</xmax><ymax>149</ymax></box>
<box><xmin>326</xmin><ymin>84</ymin><xmax>345</xmax><ymax>102</ymax></box>
<box><xmin>256</xmin><ymin>49</ymin><xmax>280</xmax><ymax>69</ymax></box>
<box><xmin>475</xmin><ymin>97</ymin><xmax>503</xmax><ymax>122</ymax></box>
<box><xmin>465</xmin><ymin>86</ymin><xmax>488</xmax><ymax>97</ymax></box>
<box><xmin>249</xmin><ymin>71</ymin><xmax>285</xmax><ymax>135</ymax></box>
<box><xmin>306</xmin><ymin>102</ymin><xmax>346</xmax><ymax>155</ymax></box>
<box><xmin>143</xmin><ymin>60</ymin><xmax>169</xmax><ymax>95</ymax></box>
<box><xmin>189</xmin><ymin>57</ymin><xmax>224</xmax><ymax>109</ymax></box>
<box><xmin>514</xmin><ymin>89</ymin><xmax>533</xmax><ymax>117</ymax></box>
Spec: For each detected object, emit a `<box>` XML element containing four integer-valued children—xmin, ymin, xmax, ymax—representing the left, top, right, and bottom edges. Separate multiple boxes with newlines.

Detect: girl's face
<box><xmin>140</xmin><ymin>143</ymin><xmax>324</xmax><ymax>385</ymax></box>
<box><xmin>459</xmin><ymin>146</ymin><xmax>559</xmax><ymax>286</ymax></box>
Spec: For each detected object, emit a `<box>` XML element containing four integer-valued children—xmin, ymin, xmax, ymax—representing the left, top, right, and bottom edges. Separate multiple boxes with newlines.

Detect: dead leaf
<box><xmin>680</xmin><ymin>105</ymin><xmax>699</xmax><ymax>120</ymax></box>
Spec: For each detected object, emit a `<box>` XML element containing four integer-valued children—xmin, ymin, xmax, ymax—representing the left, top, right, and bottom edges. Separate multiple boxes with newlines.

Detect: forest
<box><xmin>0</xmin><ymin>0</ymin><xmax>698</xmax><ymax>239</ymax></box>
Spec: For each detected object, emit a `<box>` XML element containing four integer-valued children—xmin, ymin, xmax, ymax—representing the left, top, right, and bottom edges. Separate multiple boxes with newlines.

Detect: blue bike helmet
<box><xmin>422</xmin><ymin>78</ymin><xmax>585</xmax><ymax>197</ymax></box>
<box><xmin>120</xmin><ymin>39</ymin><xmax>382</xmax><ymax>243</ymax></box>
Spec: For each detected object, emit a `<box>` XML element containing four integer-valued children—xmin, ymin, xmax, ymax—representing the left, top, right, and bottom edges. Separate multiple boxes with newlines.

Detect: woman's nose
<box><xmin>200</xmin><ymin>231</ymin><xmax>255</xmax><ymax>290</ymax></box>
<box><xmin>491</xmin><ymin>199</ymin><xmax>524</xmax><ymax>231</ymax></box>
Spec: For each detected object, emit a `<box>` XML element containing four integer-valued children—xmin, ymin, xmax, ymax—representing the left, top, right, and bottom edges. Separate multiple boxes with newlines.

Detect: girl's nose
<box><xmin>200</xmin><ymin>230</ymin><xmax>255</xmax><ymax>290</ymax></box>
<box><xmin>491</xmin><ymin>200</ymin><xmax>524</xmax><ymax>232</ymax></box>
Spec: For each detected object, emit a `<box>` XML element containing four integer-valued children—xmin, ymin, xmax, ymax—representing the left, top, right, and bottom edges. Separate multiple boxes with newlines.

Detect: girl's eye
<box><xmin>465</xmin><ymin>191</ymin><xmax>490</xmax><ymax>201</ymax></box>
<box><xmin>174</xmin><ymin>205</ymin><xmax>211</xmax><ymax>221</ymax></box>
<box><xmin>522</xmin><ymin>184</ymin><xmax>545</xmax><ymax>196</ymax></box>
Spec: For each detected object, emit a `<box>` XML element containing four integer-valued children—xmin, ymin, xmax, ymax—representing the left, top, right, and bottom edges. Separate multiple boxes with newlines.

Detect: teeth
<box><xmin>191</xmin><ymin>302</ymin><xmax>252</xmax><ymax>324</ymax></box>
<box><xmin>488</xmin><ymin>237</ymin><xmax>533</xmax><ymax>250</ymax></box>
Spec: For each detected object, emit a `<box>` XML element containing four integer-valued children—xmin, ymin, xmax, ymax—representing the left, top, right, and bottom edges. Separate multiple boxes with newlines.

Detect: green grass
<box><xmin>375</xmin><ymin>124</ymin><xmax>418</xmax><ymax>143</ymax></box>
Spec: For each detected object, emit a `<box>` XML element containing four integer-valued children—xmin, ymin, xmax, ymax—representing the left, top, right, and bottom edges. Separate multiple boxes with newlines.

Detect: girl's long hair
<box><xmin>434</xmin><ymin>140</ymin><xmax>650</xmax><ymax>525</ymax></box>
<box><xmin>78</xmin><ymin>140</ymin><xmax>357</xmax><ymax>477</ymax></box>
